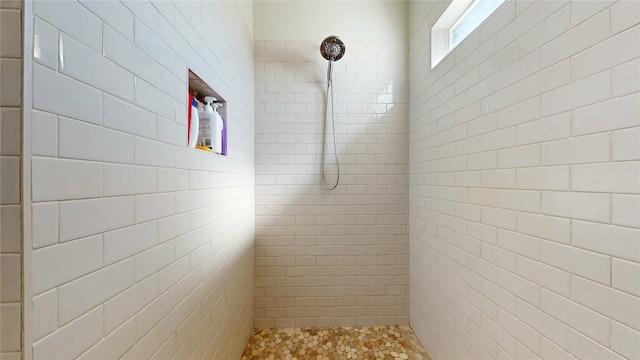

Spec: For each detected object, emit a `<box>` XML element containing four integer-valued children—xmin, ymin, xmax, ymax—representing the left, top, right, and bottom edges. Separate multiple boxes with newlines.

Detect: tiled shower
<box><xmin>0</xmin><ymin>0</ymin><xmax>638</xmax><ymax>359</ymax></box>
<box><xmin>255</xmin><ymin>39</ymin><xmax>410</xmax><ymax>328</ymax></box>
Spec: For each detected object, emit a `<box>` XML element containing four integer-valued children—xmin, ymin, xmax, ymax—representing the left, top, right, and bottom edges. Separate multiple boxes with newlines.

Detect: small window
<box><xmin>431</xmin><ymin>0</ymin><xmax>506</xmax><ymax>68</ymax></box>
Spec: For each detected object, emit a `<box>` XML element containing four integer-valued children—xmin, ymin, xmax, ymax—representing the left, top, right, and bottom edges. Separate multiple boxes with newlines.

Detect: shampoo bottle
<box><xmin>188</xmin><ymin>96</ymin><xmax>199</xmax><ymax>148</ymax></box>
<box><xmin>198</xmin><ymin>96</ymin><xmax>214</xmax><ymax>148</ymax></box>
<box><xmin>211</xmin><ymin>101</ymin><xmax>224</xmax><ymax>154</ymax></box>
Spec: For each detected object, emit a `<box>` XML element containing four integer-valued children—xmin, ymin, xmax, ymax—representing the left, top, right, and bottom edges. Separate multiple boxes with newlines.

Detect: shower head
<box><xmin>320</xmin><ymin>36</ymin><xmax>345</xmax><ymax>61</ymax></box>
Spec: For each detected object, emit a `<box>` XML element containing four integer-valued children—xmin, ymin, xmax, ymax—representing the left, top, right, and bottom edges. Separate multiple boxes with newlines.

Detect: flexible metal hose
<box><xmin>321</xmin><ymin>59</ymin><xmax>340</xmax><ymax>190</ymax></box>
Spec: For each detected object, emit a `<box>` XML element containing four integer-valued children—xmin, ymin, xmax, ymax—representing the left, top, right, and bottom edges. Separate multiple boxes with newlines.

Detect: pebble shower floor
<box><xmin>241</xmin><ymin>325</ymin><xmax>431</xmax><ymax>360</ymax></box>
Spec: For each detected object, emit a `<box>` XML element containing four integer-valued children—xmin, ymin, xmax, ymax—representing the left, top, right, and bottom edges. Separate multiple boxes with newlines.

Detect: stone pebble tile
<box><xmin>241</xmin><ymin>325</ymin><xmax>431</xmax><ymax>360</ymax></box>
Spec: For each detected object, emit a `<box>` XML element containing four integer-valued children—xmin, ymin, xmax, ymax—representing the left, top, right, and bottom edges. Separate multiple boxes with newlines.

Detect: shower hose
<box><xmin>321</xmin><ymin>59</ymin><xmax>340</xmax><ymax>190</ymax></box>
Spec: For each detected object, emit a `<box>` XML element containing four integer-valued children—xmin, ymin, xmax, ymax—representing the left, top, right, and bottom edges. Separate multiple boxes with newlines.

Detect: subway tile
<box><xmin>572</xmin><ymin>221</ymin><xmax>640</xmax><ymax>262</ymax></box>
<box><xmin>570</xmin><ymin>329</ymin><xmax>623</xmax><ymax>360</ymax></box>
<box><xmin>32</xmin><ymin>234</ymin><xmax>103</xmax><ymax>295</ymax></box>
<box><xmin>611</xmin><ymin>321</ymin><xmax>640</xmax><ymax>360</ymax></box>
<box><xmin>497</xmin><ymin>144</ymin><xmax>539</xmax><ymax>168</ymax></box>
<box><xmin>157</xmin><ymin>116</ymin><xmax>185</xmax><ymax>146</ymax></box>
<box><xmin>134</xmin><ymin>136</ymin><xmax>176</xmax><ymax>168</ymax></box>
<box><xmin>133</xmin><ymin>241</ymin><xmax>175</xmax><ymax>281</ymax></box>
<box><xmin>79</xmin><ymin>0</ymin><xmax>134</xmax><ymax>40</ymax></box>
<box><xmin>32</xmin><ymin>289</ymin><xmax>57</xmax><ymax>341</ymax></box>
<box><xmin>59</xmin><ymin>197</ymin><xmax>134</xmax><ymax>242</ymax></box>
<box><xmin>157</xmin><ymin>213</ymin><xmax>190</xmax><ymax>244</ymax></box>
<box><xmin>77</xmin><ymin>318</ymin><xmax>136</xmax><ymax>360</ymax></box>
<box><xmin>497</xmin><ymin>229</ymin><xmax>540</xmax><ymax>260</ymax></box>
<box><xmin>541</xmin><ymin>70</ymin><xmax>611</xmax><ymax>117</ymax></box>
<box><xmin>0</xmin><ymin>108</ymin><xmax>20</xmax><ymax>156</ymax></box>
<box><xmin>612</xmin><ymin>59</ymin><xmax>640</xmax><ymax>98</ymax></box>
<box><xmin>58</xmin><ymin>117</ymin><xmax>134</xmax><ymax>164</ymax></box>
<box><xmin>157</xmin><ymin>66</ymin><xmax>185</xmax><ymax>102</ymax></box>
<box><xmin>517</xmin><ymin>3</ymin><xmax>570</xmax><ymax>57</ymax></box>
<box><xmin>612</xmin><ymin>258</ymin><xmax>640</xmax><ymax>297</ymax></box>
<box><xmin>611</xmin><ymin>0</ymin><xmax>640</xmax><ymax>34</ymax></box>
<box><xmin>120</xmin><ymin>326</ymin><xmax>159</xmax><ymax>360</ymax></box>
<box><xmin>571</xmin><ymin>162</ymin><xmax>640</xmax><ymax>194</ymax></box>
<box><xmin>572</xmin><ymin>93</ymin><xmax>640</xmax><ymax>136</ymax></box>
<box><xmin>515</xmin><ymin>298</ymin><xmax>571</xmax><ymax>351</ymax></box>
<box><xmin>571</xmin><ymin>0</ymin><xmax>617</xmax><ymax>26</ymax></box>
<box><xmin>33</xmin><ymin>64</ymin><xmax>102</xmax><ymax>125</ymax></box>
<box><xmin>33</xmin><ymin>306</ymin><xmax>103</xmax><ymax>360</ymax></box>
<box><xmin>0</xmin><ymin>303</ymin><xmax>22</xmax><ymax>351</ymax></box>
<box><xmin>540</xmin><ymin>9</ymin><xmax>610</xmax><ymax>68</ymax></box>
<box><xmin>613</xmin><ymin>127</ymin><xmax>640</xmax><ymax>161</ymax></box>
<box><xmin>60</xmin><ymin>33</ymin><xmax>134</xmax><ymax>101</ymax></box>
<box><xmin>479</xmin><ymin>1</ymin><xmax>516</xmax><ymax>44</ymax></box>
<box><xmin>517</xmin><ymin>112</ymin><xmax>570</xmax><ymax>145</ymax></box>
<box><xmin>157</xmin><ymin>168</ymin><xmax>189</xmax><ymax>192</ymax></box>
<box><xmin>541</xmin><ymin>191</ymin><xmax>610</xmax><ymax>223</ymax></box>
<box><xmin>104</xmin><ymin>222</ymin><xmax>158</xmax><ymax>265</ymax></box>
<box><xmin>496</xmin><ymin>189</ymin><xmax>540</xmax><ymax>213</ymax></box>
<box><xmin>34</xmin><ymin>0</ymin><xmax>102</xmax><ymax>52</ymax></box>
<box><xmin>497</xmin><ymin>96</ymin><xmax>540</xmax><ymax>128</ymax></box>
<box><xmin>0</xmin><ymin>156</ymin><xmax>20</xmax><ymax>204</ymax></box>
<box><xmin>0</xmin><ymin>9</ymin><xmax>21</xmax><ymax>58</ymax></box>
<box><xmin>103</xmin><ymin>25</ymin><xmax>157</xmax><ymax>85</ymax></box>
<box><xmin>157</xmin><ymin>257</ymin><xmax>188</xmax><ymax>294</ymax></box>
<box><xmin>0</xmin><ymin>58</ymin><xmax>21</xmax><ymax>107</ymax></box>
<box><xmin>0</xmin><ymin>205</ymin><xmax>21</xmax><ymax>253</ymax></box>
<box><xmin>496</xmin><ymin>1</ymin><xmax>539</xmax><ymax>49</ymax></box>
<box><xmin>31</xmin><ymin>202</ymin><xmax>58</xmax><ymax>249</ymax></box>
<box><xmin>103</xmin><ymin>93</ymin><xmax>157</xmax><ymax>139</ymax></box>
<box><xmin>31</xmin><ymin>110</ymin><xmax>58</xmax><ymax>157</ymax></box>
<box><xmin>516</xmin><ymin>212</ymin><xmax>569</xmax><ymax>244</ymax></box>
<box><xmin>516</xmin><ymin>256</ymin><xmax>570</xmax><ymax>297</ymax></box>
<box><xmin>539</xmin><ymin>335</ymin><xmax>573</xmax><ymax>360</ymax></box>
<box><xmin>0</xmin><ymin>254</ymin><xmax>20</xmax><ymax>302</ymax></box>
<box><xmin>33</xmin><ymin>17</ymin><xmax>58</xmax><ymax>70</ymax></box>
<box><xmin>516</xmin><ymin>166</ymin><xmax>570</xmax><ymax>191</ymax></box>
<box><xmin>541</xmin><ymin>241</ymin><xmax>611</xmax><ymax>285</ymax></box>
<box><xmin>572</xmin><ymin>275</ymin><xmax>640</xmax><ymax>331</ymax></box>
<box><xmin>612</xmin><ymin>194</ymin><xmax>640</xmax><ymax>228</ymax></box>
<box><xmin>135</xmin><ymin>193</ymin><xmax>175</xmax><ymax>223</ymax></box>
<box><xmin>135</xmin><ymin>286</ymin><xmax>176</xmax><ymax>340</ymax></box>
<box><xmin>57</xmin><ymin>258</ymin><xmax>134</xmax><ymax>326</ymax></box>
<box><xmin>571</xmin><ymin>25</ymin><xmax>639</xmax><ymax>81</ymax></box>
<box><xmin>480</xmin><ymin>43</ymin><xmax>518</xmax><ymax>80</ymax></box>
<box><xmin>103</xmin><ymin>274</ymin><xmax>158</xmax><ymax>333</ymax></box>
<box><xmin>104</xmin><ymin>163</ymin><xmax>158</xmax><ymax>196</ymax></box>
<box><xmin>541</xmin><ymin>133</ymin><xmax>610</xmax><ymax>165</ymax></box>
<box><xmin>134</xmin><ymin>17</ymin><xmax>175</xmax><ymax>75</ymax></box>
<box><xmin>32</xmin><ymin>157</ymin><xmax>103</xmax><ymax>202</ymax></box>
<box><xmin>495</xmin><ymin>268</ymin><xmax>540</xmax><ymax>307</ymax></box>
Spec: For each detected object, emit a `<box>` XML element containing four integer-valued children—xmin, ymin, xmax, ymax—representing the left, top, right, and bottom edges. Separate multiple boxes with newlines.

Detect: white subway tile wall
<box><xmin>254</xmin><ymin>40</ymin><xmax>410</xmax><ymax>328</ymax></box>
<box><xmin>409</xmin><ymin>1</ymin><xmax>639</xmax><ymax>359</ymax></box>
<box><xmin>0</xmin><ymin>0</ymin><xmax>22</xmax><ymax>357</ymax></box>
<box><xmin>28</xmin><ymin>1</ymin><xmax>254</xmax><ymax>359</ymax></box>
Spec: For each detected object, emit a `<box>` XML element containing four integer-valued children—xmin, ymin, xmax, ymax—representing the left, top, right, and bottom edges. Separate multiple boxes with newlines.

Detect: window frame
<box><xmin>431</xmin><ymin>0</ymin><xmax>506</xmax><ymax>69</ymax></box>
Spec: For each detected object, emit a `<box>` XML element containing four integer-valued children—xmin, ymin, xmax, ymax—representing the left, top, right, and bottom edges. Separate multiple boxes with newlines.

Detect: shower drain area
<box><xmin>241</xmin><ymin>325</ymin><xmax>431</xmax><ymax>360</ymax></box>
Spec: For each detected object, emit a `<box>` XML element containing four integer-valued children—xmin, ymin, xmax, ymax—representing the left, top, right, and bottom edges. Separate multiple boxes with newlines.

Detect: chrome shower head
<box><xmin>320</xmin><ymin>36</ymin><xmax>345</xmax><ymax>61</ymax></box>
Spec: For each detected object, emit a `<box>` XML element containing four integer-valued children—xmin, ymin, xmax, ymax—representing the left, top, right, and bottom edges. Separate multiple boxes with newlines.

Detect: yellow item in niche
<box><xmin>196</xmin><ymin>145</ymin><xmax>212</xmax><ymax>152</ymax></box>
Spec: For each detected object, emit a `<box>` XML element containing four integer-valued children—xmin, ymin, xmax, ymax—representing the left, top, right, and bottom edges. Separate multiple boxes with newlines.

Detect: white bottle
<box><xmin>198</xmin><ymin>96</ymin><xmax>215</xmax><ymax>148</ymax></box>
<box><xmin>210</xmin><ymin>101</ymin><xmax>224</xmax><ymax>154</ymax></box>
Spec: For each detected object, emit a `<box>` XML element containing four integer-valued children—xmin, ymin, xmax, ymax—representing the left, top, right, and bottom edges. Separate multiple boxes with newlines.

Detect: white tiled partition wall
<box><xmin>1</xmin><ymin>0</ymin><xmax>23</xmax><ymax>358</ymax></box>
<box><xmin>25</xmin><ymin>1</ymin><xmax>255</xmax><ymax>359</ymax></box>
<box><xmin>255</xmin><ymin>40</ymin><xmax>409</xmax><ymax>328</ymax></box>
<box><xmin>254</xmin><ymin>1</ymin><xmax>410</xmax><ymax>327</ymax></box>
<box><xmin>409</xmin><ymin>0</ymin><xmax>640</xmax><ymax>359</ymax></box>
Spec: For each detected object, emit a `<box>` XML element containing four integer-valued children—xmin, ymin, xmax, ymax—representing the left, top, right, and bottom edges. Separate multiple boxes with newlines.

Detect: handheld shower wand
<box><xmin>320</xmin><ymin>36</ymin><xmax>345</xmax><ymax>190</ymax></box>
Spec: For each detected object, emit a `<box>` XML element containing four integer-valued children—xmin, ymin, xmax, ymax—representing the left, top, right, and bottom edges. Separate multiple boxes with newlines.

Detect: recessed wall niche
<box><xmin>188</xmin><ymin>69</ymin><xmax>227</xmax><ymax>155</ymax></box>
